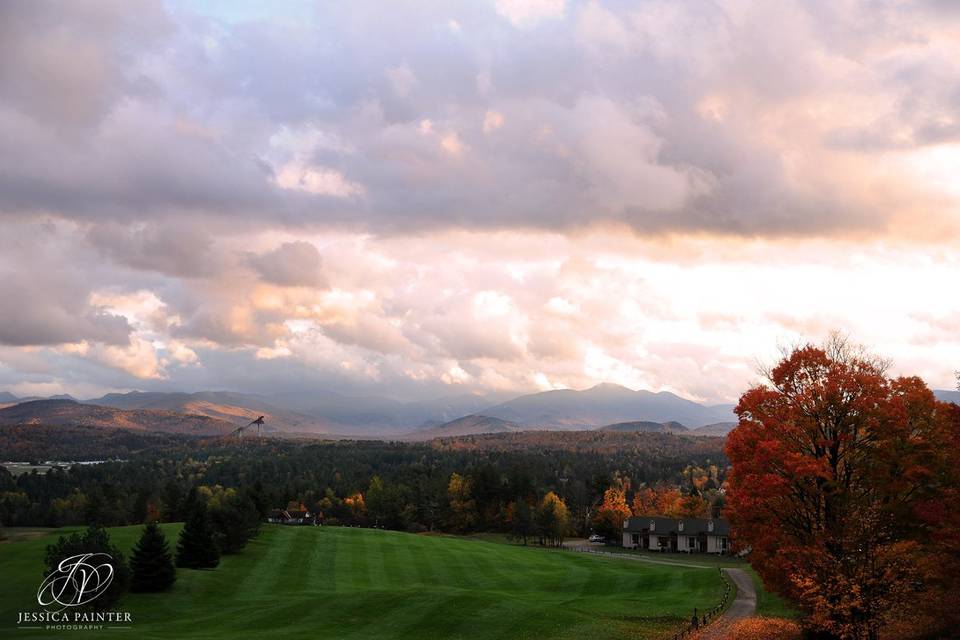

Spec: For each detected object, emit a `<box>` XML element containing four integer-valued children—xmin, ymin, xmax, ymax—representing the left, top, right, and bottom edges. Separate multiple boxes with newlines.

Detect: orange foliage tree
<box><xmin>725</xmin><ymin>337</ymin><xmax>955</xmax><ymax>640</ymax></box>
<box><xmin>630</xmin><ymin>486</ymin><xmax>658</xmax><ymax>515</ymax></box>
<box><xmin>630</xmin><ymin>485</ymin><xmax>686</xmax><ymax>518</ymax></box>
<box><xmin>592</xmin><ymin>486</ymin><xmax>632</xmax><ymax>540</ymax></box>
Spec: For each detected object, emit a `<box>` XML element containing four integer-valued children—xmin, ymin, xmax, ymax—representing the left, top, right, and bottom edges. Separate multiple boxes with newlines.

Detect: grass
<box><xmin>748</xmin><ymin>570</ymin><xmax>798</xmax><ymax>619</ymax></box>
<box><xmin>0</xmin><ymin>524</ymin><xmax>730</xmax><ymax>640</ymax></box>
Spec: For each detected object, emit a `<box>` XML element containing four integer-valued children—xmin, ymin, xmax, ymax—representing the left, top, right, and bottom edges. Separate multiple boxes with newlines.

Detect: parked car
<box><xmin>588</xmin><ymin>534</ymin><xmax>605</xmax><ymax>543</ymax></box>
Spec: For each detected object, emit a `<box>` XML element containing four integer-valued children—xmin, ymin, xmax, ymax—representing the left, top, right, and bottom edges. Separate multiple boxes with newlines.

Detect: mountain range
<box><xmin>0</xmin><ymin>399</ymin><xmax>232</xmax><ymax>435</ymax></box>
<box><xmin>0</xmin><ymin>385</ymin><xmax>956</xmax><ymax>439</ymax></box>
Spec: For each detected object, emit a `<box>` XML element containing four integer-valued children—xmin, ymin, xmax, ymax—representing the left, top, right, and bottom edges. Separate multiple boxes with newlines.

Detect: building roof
<box><xmin>624</xmin><ymin>515</ymin><xmax>730</xmax><ymax>536</ymax></box>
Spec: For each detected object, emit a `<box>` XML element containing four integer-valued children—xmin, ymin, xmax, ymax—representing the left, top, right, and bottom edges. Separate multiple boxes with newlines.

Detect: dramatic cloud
<box><xmin>0</xmin><ymin>1</ymin><xmax>958</xmax><ymax>401</ymax></box>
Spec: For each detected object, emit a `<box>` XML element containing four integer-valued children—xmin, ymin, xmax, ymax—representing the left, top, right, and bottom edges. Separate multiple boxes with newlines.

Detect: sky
<box><xmin>0</xmin><ymin>0</ymin><xmax>959</xmax><ymax>403</ymax></box>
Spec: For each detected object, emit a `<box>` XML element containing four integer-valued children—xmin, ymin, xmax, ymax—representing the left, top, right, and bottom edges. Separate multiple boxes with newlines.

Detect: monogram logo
<box><xmin>37</xmin><ymin>553</ymin><xmax>115</xmax><ymax>609</ymax></box>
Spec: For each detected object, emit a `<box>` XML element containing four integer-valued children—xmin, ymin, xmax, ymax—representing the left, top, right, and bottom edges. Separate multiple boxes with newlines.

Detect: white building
<box><xmin>622</xmin><ymin>515</ymin><xmax>731</xmax><ymax>554</ymax></box>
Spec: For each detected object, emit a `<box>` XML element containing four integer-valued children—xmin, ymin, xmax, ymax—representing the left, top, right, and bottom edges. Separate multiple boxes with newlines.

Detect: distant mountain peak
<box><xmin>588</xmin><ymin>382</ymin><xmax>635</xmax><ymax>393</ymax></box>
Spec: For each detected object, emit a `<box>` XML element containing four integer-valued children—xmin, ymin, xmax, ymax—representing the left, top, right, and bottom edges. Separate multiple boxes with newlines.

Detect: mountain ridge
<box><xmin>0</xmin><ymin>399</ymin><xmax>235</xmax><ymax>436</ymax></box>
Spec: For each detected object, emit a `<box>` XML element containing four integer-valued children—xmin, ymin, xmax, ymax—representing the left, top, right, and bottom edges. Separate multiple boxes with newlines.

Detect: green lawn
<box><xmin>0</xmin><ymin>524</ymin><xmax>728</xmax><ymax>640</ymax></box>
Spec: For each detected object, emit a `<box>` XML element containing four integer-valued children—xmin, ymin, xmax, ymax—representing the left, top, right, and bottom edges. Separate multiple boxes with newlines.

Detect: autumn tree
<box><xmin>592</xmin><ymin>486</ymin><xmax>631</xmax><ymax>541</ymax></box>
<box><xmin>726</xmin><ymin>337</ymin><xmax>954</xmax><ymax>640</ymax></box>
<box><xmin>343</xmin><ymin>492</ymin><xmax>366</xmax><ymax>523</ymax></box>
<box><xmin>653</xmin><ymin>486</ymin><xmax>682</xmax><ymax>517</ymax></box>
<box><xmin>446</xmin><ymin>473</ymin><xmax>478</xmax><ymax>533</ymax></box>
<box><xmin>536</xmin><ymin>492</ymin><xmax>570</xmax><ymax>546</ymax></box>
<box><xmin>631</xmin><ymin>486</ymin><xmax>658</xmax><ymax>516</ymax></box>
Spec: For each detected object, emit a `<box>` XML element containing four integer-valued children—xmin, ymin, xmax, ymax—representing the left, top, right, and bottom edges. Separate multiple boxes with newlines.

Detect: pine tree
<box><xmin>130</xmin><ymin>522</ymin><xmax>176</xmax><ymax>592</ymax></box>
<box><xmin>175</xmin><ymin>501</ymin><xmax>220</xmax><ymax>569</ymax></box>
<box><xmin>43</xmin><ymin>525</ymin><xmax>130</xmax><ymax>610</ymax></box>
<box><xmin>211</xmin><ymin>493</ymin><xmax>261</xmax><ymax>555</ymax></box>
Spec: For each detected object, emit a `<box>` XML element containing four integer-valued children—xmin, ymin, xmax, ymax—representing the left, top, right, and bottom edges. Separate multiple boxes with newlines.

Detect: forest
<box><xmin>0</xmin><ymin>428</ymin><xmax>726</xmax><ymax>539</ymax></box>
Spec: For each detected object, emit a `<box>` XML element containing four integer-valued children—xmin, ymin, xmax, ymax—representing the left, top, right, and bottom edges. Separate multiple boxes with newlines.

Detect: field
<box><xmin>600</xmin><ymin>545</ymin><xmax>796</xmax><ymax>618</ymax></box>
<box><xmin>0</xmin><ymin>524</ymin><xmax>729</xmax><ymax>640</ymax></box>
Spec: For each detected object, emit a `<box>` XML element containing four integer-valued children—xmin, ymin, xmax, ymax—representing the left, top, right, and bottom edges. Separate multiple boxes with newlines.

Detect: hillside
<box><xmin>0</xmin><ymin>399</ymin><xmax>234</xmax><ymax>436</ymax></box>
<box><xmin>599</xmin><ymin>420</ymin><xmax>689</xmax><ymax>433</ymax></box>
<box><xmin>90</xmin><ymin>390</ymin><xmax>330</xmax><ymax>434</ymax></box>
<box><xmin>428</xmin><ymin>429</ymin><xmax>726</xmax><ymax>457</ymax></box>
<box><xmin>405</xmin><ymin>414</ymin><xmax>523</xmax><ymax>440</ymax></box>
<box><xmin>692</xmin><ymin>422</ymin><xmax>738</xmax><ymax>436</ymax></box>
<box><xmin>0</xmin><ymin>524</ymin><xmax>727</xmax><ymax>640</ymax></box>
<box><xmin>0</xmin><ymin>423</ymin><xmax>202</xmax><ymax>461</ymax></box>
<box><xmin>482</xmin><ymin>383</ymin><xmax>735</xmax><ymax>429</ymax></box>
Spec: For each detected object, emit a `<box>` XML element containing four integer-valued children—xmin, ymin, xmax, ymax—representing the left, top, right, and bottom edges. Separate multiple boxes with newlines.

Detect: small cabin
<box><xmin>267</xmin><ymin>501</ymin><xmax>317</xmax><ymax>525</ymax></box>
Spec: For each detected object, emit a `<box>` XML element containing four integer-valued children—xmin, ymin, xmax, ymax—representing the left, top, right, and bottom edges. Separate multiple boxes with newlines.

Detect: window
<box><xmin>650</xmin><ymin>520</ymin><xmax>655</xmax><ymax>531</ymax></box>
<box><xmin>632</xmin><ymin>534</ymin><xmax>639</xmax><ymax>544</ymax></box>
<box><xmin>688</xmin><ymin>537</ymin><xmax>696</xmax><ymax>549</ymax></box>
<box><xmin>720</xmin><ymin>537</ymin><xmax>728</xmax><ymax>549</ymax></box>
<box><xmin>678</xmin><ymin>521</ymin><xmax>684</xmax><ymax>532</ymax></box>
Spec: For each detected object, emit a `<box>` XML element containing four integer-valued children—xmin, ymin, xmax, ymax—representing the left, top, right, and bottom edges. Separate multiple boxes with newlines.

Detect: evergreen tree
<box><xmin>130</xmin><ymin>522</ymin><xmax>176</xmax><ymax>592</ymax></box>
<box><xmin>175</xmin><ymin>501</ymin><xmax>220</xmax><ymax>569</ymax></box>
<box><xmin>43</xmin><ymin>525</ymin><xmax>130</xmax><ymax>610</ymax></box>
<box><xmin>510</xmin><ymin>500</ymin><xmax>534</xmax><ymax>545</ymax></box>
<box><xmin>211</xmin><ymin>493</ymin><xmax>260</xmax><ymax>555</ymax></box>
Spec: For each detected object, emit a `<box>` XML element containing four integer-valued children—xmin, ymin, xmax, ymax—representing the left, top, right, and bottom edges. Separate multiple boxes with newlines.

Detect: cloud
<box><xmin>87</xmin><ymin>222</ymin><xmax>220</xmax><ymax>277</ymax></box>
<box><xmin>1</xmin><ymin>1</ymin><xmax>957</xmax><ymax>237</ymax></box>
<box><xmin>0</xmin><ymin>225</ymin><xmax>133</xmax><ymax>347</ymax></box>
<box><xmin>0</xmin><ymin>2</ymin><xmax>958</xmax><ymax>402</ymax></box>
<box><xmin>247</xmin><ymin>241</ymin><xmax>326</xmax><ymax>287</ymax></box>
<box><xmin>0</xmin><ymin>277</ymin><xmax>131</xmax><ymax>346</ymax></box>
<box><xmin>495</xmin><ymin>0</ymin><xmax>566</xmax><ymax>28</ymax></box>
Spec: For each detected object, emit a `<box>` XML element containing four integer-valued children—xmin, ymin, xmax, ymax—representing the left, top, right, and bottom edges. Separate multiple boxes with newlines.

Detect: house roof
<box><xmin>624</xmin><ymin>515</ymin><xmax>730</xmax><ymax>536</ymax></box>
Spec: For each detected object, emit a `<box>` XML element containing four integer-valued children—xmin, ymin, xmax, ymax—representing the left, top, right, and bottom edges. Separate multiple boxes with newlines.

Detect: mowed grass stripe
<box><xmin>315</xmin><ymin>525</ymin><xmax>339</xmax><ymax>592</ymax></box>
<box><xmin>401</xmin><ymin>532</ymin><xmax>441</xmax><ymax>587</ymax></box>
<box><xmin>268</xmin><ymin>525</ymin><xmax>318</xmax><ymax>594</ymax></box>
<box><xmin>412</xmin><ymin>534</ymin><xmax>456</xmax><ymax>588</ymax></box>
<box><xmin>0</xmin><ymin>524</ymin><xmax>731</xmax><ymax>640</ymax></box>
<box><xmin>426</xmin><ymin>536</ymin><xmax>481</xmax><ymax>590</ymax></box>
<box><xmin>458</xmin><ymin>541</ymin><xmax>521</xmax><ymax>594</ymax></box>
<box><xmin>235</xmin><ymin>525</ymin><xmax>295</xmax><ymax>600</ymax></box>
<box><xmin>377</xmin><ymin>528</ymin><xmax>414</xmax><ymax>587</ymax></box>
<box><xmin>361</xmin><ymin>528</ymin><xmax>393</xmax><ymax>588</ymax></box>
<box><xmin>347</xmin><ymin>526</ymin><xmax>372</xmax><ymax>590</ymax></box>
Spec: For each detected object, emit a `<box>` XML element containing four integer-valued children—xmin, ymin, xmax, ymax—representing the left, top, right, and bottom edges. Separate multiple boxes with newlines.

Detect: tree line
<box><xmin>0</xmin><ymin>434</ymin><xmax>726</xmax><ymax>540</ymax></box>
<box><xmin>42</xmin><ymin>485</ymin><xmax>261</xmax><ymax>610</ymax></box>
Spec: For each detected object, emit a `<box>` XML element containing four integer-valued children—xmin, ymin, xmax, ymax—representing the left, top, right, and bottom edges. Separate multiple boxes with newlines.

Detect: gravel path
<box><xmin>694</xmin><ymin>568</ymin><xmax>757</xmax><ymax>640</ymax></box>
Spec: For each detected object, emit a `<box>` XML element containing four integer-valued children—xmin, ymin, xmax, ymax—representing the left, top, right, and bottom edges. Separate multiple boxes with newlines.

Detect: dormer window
<box><xmin>650</xmin><ymin>520</ymin><xmax>655</xmax><ymax>531</ymax></box>
<box><xmin>678</xmin><ymin>521</ymin><xmax>684</xmax><ymax>532</ymax></box>
<box><xmin>708</xmin><ymin>520</ymin><xmax>714</xmax><ymax>532</ymax></box>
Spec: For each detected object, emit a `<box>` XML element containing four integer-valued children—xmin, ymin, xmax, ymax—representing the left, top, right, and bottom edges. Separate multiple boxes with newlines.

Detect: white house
<box><xmin>622</xmin><ymin>515</ymin><xmax>731</xmax><ymax>554</ymax></box>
